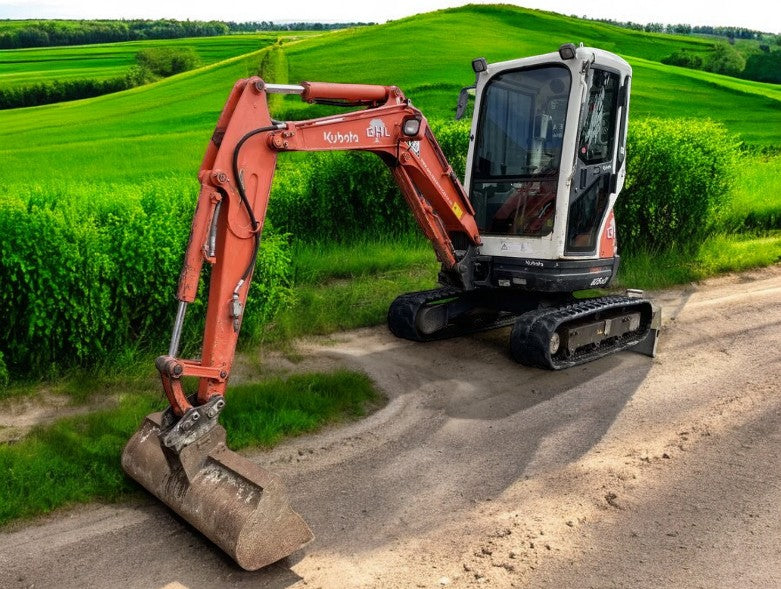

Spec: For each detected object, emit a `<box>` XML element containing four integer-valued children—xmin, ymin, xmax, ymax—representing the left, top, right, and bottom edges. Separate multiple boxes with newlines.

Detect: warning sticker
<box><xmin>452</xmin><ymin>202</ymin><xmax>464</xmax><ymax>219</ymax></box>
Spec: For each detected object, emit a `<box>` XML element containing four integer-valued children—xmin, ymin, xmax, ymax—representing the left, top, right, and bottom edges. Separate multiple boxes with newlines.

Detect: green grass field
<box><xmin>721</xmin><ymin>154</ymin><xmax>781</xmax><ymax>230</ymax></box>
<box><xmin>0</xmin><ymin>34</ymin><xmax>297</xmax><ymax>89</ymax></box>
<box><xmin>0</xmin><ymin>5</ymin><xmax>779</xmax><ymax>185</ymax></box>
<box><xmin>0</xmin><ymin>370</ymin><xmax>379</xmax><ymax>525</ymax></box>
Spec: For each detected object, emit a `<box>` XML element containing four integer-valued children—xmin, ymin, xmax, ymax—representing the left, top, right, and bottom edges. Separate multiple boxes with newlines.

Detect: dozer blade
<box><xmin>121</xmin><ymin>412</ymin><xmax>313</xmax><ymax>570</ymax></box>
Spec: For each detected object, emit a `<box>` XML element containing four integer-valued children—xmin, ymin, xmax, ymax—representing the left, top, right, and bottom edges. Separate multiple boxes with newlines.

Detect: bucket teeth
<box><xmin>122</xmin><ymin>412</ymin><xmax>313</xmax><ymax>570</ymax></box>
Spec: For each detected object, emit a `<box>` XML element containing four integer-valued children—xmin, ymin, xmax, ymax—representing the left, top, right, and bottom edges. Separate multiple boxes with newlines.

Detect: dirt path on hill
<box><xmin>1</xmin><ymin>266</ymin><xmax>780</xmax><ymax>589</ymax></box>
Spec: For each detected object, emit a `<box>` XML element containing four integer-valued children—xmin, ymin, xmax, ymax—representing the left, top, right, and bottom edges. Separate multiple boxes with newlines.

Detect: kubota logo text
<box><xmin>367</xmin><ymin>119</ymin><xmax>391</xmax><ymax>142</ymax></box>
<box><xmin>323</xmin><ymin>131</ymin><xmax>359</xmax><ymax>144</ymax></box>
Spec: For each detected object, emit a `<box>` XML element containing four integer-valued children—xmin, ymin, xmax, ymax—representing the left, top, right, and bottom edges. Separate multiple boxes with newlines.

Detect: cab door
<box><xmin>565</xmin><ymin>68</ymin><xmax>626</xmax><ymax>256</ymax></box>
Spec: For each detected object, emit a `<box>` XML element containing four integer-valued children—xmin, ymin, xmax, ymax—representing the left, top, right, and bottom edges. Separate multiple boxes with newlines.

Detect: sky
<box><xmin>1</xmin><ymin>0</ymin><xmax>779</xmax><ymax>34</ymax></box>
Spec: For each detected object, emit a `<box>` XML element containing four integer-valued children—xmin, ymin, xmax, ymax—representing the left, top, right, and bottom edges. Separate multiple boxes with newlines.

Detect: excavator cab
<box><xmin>463</xmin><ymin>44</ymin><xmax>631</xmax><ymax>292</ymax></box>
<box><xmin>471</xmin><ymin>64</ymin><xmax>569</xmax><ymax>237</ymax></box>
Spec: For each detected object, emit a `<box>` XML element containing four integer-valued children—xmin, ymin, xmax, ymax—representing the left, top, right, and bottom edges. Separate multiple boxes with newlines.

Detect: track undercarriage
<box><xmin>388</xmin><ymin>286</ymin><xmax>659</xmax><ymax>370</ymax></box>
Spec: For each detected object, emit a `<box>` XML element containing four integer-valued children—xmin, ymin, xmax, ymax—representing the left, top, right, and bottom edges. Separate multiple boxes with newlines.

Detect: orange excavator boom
<box><xmin>159</xmin><ymin>77</ymin><xmax>480</xmax><ymax>417</ymax></box>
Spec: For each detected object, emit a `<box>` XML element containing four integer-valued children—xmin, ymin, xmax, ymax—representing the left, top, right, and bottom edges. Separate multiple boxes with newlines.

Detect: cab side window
<box><xmin>578</xmin><ymin>70</ymin><xmax>619</xmax><ymax>164</ymax></box>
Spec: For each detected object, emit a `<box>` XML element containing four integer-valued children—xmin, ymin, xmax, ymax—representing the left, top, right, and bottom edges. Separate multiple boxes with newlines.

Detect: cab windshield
<box><xmin>470</xmin><ymin>65</ymin><xmax>571</xmax><ymax>237</ymax></box>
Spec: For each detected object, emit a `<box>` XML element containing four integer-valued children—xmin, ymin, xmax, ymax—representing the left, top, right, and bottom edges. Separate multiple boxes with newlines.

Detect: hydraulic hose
<box><xmin>230</xmin><ymin>124</ymin><xmax>281</xmax><ymax>293</ymax></box>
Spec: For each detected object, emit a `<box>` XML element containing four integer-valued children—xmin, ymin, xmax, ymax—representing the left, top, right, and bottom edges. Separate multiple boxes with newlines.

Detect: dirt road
<box><xmin>2</xmin><ymin>266</ymin><xmax>780</xmax><ymax>588</ymax></box>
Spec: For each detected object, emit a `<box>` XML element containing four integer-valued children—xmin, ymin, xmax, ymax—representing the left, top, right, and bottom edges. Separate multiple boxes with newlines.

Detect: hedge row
<box><xmin>0</xmin><ymin>180</ymin><xmax>291</xmax><ymax>378</ymax></box>
<box><xmin>0</xmin><ymin>73</ymin><xmax>147</xmax><ymax>110</ymax></box>
<box><xmin>617</xmin><ymin>118</ymin><xmax>739</xmax><ymax>253</ymax></box>
<box><xmin>1</xmin><ymin>48</ymin><xmax>199</xmax><ymax>110</ymax></box>
<box><xmin>662</xmin><ymin>44</ymin><xmax>781</xmax><ymax>84</ymax></box>
<box><xmin>0</xmin><ymin>20</ymin><xmax>230</xmax><ymax>49</ymax></box>
<box><xmin>1</xmin><ymin>117</ymin><xmax>741</xmax><ymax>380</ymax></box>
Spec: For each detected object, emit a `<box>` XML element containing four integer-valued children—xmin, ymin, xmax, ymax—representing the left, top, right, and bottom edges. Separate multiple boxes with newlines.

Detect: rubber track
<box><xmin>388</xmin><ymin>287</ymin><xmax>461</xmax><ymax>341</ymax></box>
<box><xmin>387</xmin><ymin>287</ymin><xmax>516</xmax><ymax>342</ymax></box>
<box><xmin>510</xmin><ymin>295</ymin><xmax>653</xmax><ymax>370</ymax></box>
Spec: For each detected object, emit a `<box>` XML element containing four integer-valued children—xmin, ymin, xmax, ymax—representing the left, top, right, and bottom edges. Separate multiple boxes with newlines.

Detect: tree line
<box><xmin>0</xmin><ymin>19</ymin><xmax>372</xmax><ymax>49</ymax></box>
<box><xmin>575</xmin><ymin>14</ymin><xmax>781</xmax><ymax>84</ymax></box>
<box><xmin>225</xmin><ymin>21</ymin><xmax>375</xmax><ymax>32</ymax></box>
<box><xmin>661</xmin><ymin>41</ymin><xmax>781</xmax><ymax>83</ymax></box>
<box><xmin>582</xmin><ymin>17</ymin><xmax>773</xmax><ymax>40</ymax></box>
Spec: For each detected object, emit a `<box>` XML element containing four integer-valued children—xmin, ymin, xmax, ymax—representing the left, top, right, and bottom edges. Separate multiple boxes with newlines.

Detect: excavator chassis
<box><xmin>388</xmin><ymin>287</ymin><xmax>659</xmax><ymax>370</ymax></box>
<box><xmin>122</xmin><ymin>411</ymin><xmax>313</xmax><ymax>570</ymax></box>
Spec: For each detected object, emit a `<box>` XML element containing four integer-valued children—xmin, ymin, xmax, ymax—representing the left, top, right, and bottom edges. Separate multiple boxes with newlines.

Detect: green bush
<box><xmin>267</xmin><ymin>118</ymin><xmax>471</xmax><ymax>242</ymax></box>
<box><xmin>268</xmin><ymin>151</ymin><xmax>413</xmax><ymax>241</ymax></box>
<box><xmin>741</xmin><ymin>51</ymin><xmax>781</xmax><ymax>83</ymax></box>
<box><xmin>661</xmin><ymin>49</ymin><xmax>704</xmax><ymax>70</ymax></box>
<box><xmin>136</xmin><ymin>47</ymin><xmax>200</xmax><ymax>77</ymax></box>
<box><xmin>616</xmin><ymin>118</ymin><xmax>739</xmax><ymax>254</ymax></box>
<box><xmin>429</xmin><ymin>118</ymin><xmax>471</xmax><ymax>180</ymax></box>
<box><xmin>241</xmin><ymin>229</ymin><xmax>293</xmax><ymax>342</ymax></box>
<box><xmin>705</xmin><ymin>43</ymin><xmax>746</xmax><ymax>77</ymax></box>
<box><xmin>0</xmin><ymin>180</ymin><xmax>291</xmax><ymax>379</ymax></box>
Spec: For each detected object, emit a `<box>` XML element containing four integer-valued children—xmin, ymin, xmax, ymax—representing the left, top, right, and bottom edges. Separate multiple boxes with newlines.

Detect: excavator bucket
<box><xmin>122</xmin><ymin>411</ymin><xmax>313</xmax><ymax>570</ymax></box>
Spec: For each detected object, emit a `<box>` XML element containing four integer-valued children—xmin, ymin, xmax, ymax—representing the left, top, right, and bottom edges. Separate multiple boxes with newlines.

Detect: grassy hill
<box><xmin>279</xmin><ymin>5</ymin><xmax>780</xmax><ymax>142</ymax></box>
<box><xmin>0</xmin><ymin>4</ymin><xmax>779</xmax><ymax>185</ymax></box>
<box><xmin>0</xmin><ymin>48</ymin><xmax>272</xmax><ymax>183</ymax></box>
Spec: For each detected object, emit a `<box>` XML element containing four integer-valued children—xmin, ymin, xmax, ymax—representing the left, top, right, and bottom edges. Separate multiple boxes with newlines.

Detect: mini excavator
<box><xmin>122</xmin><ymin>45</ymin><xmax>660</xmax><ymax>570</ymax></box>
